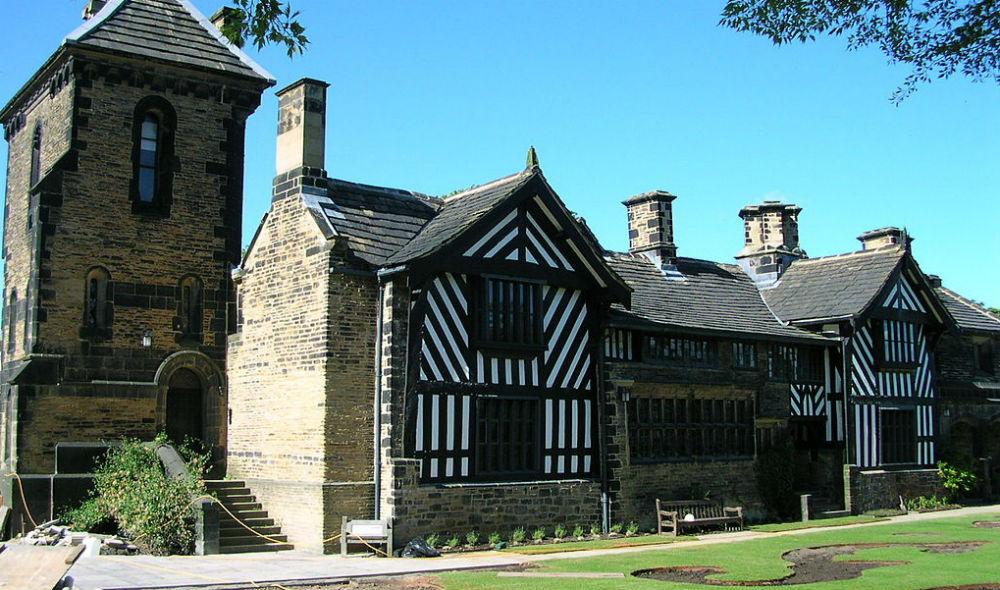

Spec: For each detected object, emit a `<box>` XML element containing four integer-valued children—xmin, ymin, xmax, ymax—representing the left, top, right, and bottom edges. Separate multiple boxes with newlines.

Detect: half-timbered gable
<box><xmin>764</xmin><ymin>246</ymin><xmax>954</xmax><ymax>468</ymax></box>
<box><xmin>382</xmin><ymin>166</ymin><xmax>629</xmax><ymax>483</ymax></box>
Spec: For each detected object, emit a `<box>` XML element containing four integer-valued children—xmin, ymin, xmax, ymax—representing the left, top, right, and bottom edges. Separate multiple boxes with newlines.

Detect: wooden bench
<box><xmin>340</xmin><ymin>517</ymin><xmax>393</xmax><ymax>557</ymax></box>
<box><xmin>656</xmin><ymin>499</ymin><xmax>744</xmax><ymax>536</ymax></box>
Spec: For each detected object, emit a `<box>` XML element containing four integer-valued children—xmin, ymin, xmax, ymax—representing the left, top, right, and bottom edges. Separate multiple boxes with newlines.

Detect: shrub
<box><xmin>553</xmin><ymin>523</ymin><xmax>567</xmax><ymax>539</ymax></box>
<box><xmin>626</xmin><ymin>521</ymin><xmax>640</xmax><ymax>535</ymax></box>
<box><xmin>465</xmin><ymin>530</ymin><xmax>480</xmax><ymax>546</ymax></box>
<box><xmin>590</xmin><ymin>523</ymin><xmax>601</xmax><ymax>536</ymax></box>
<box><xmin>488</xmin><ymin>531</ymin><xmax>502</xmax><ymax>545</ymax></box>
<box><xmin>938</xmin><ymin>461</ymin><xmax>977</xmax><ymax>502</ymax></box>
<box><xmin>424</xmin><ymin>533</ymin><xmax>440</xmax><ymax>548</ymax></box>
<box><xmin>609</xmin><ymin>522</ymin><xmax>623</xmax><ymax>534</ymax></box>
<box><xmin>510</xmin><ymin>527</ymin><xmax>527</xmax><ymax>543</ymax></box>
<box><xmin>94</xmin><ymin>435</ymin><xmax>206</xmax><ymax>555</ymax></box>
<box><xmin>906</xmin><ymin>495</ymin><xmax>952</xmax><ymax>512</ymax></box>
<box><xmin>572</xmin><ymin>524</ymin><xmax>585</xmax><ymax>538</ymax></box>
<box><xmin>61</xmin><ymin>497</ymin><xmax>116</xmax><ymax>534</ymax></box>
<box><xmin>446</xmin><ymin>534</ymin><xmax>460</xmax><ymax>548</ymax></box>
<box><xmin>754</xmin><ymin>438</ymin><xmax>799</xmax><ymax>520</ymax></box>
<box><xmin>531</xmin><ymin>527</ymin><xmax>546</xmax><ymax>541</ymax></box>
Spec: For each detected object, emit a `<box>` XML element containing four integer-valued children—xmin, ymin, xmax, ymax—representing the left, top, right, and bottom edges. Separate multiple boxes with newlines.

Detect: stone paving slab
<box><xmin>65</xmin><ymin>504</ymin><xmax>1000</xmax><ymax>590</ymax></box>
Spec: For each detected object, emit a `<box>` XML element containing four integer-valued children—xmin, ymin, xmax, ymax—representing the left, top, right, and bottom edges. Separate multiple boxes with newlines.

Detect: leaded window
<box><xmin>475</xmin><ymin>396</ymin><xmax>538</xmax><ymax>477</ymax></box>
<box><xmin>178</xmin><ymin>276</ymin><xmax>203</xmax><ymax>340</ymax></box>
<box><xmin>647</xmin><ymin>336</ymin><xmax>717</xmax><ymax>366</ymax></box>
<box><xmin>878</xmin><ymin>320</ymin><xmax>918</xmax><ymax>368</ymax></box>
<box><xmin>881</xmin><ymin>409</ymin><xmax>916</xmax><ymax>464</ymax></box>
<box><xmin>476</xmin><ymin>277</ymin><xmax>542</xmax><ymax>348</ymax></box>
<box><xmin>732</xmin><ymin>342</ymin><xmax>758</xmax><ymax>370</ymax></box>
<box><xmin>628</xmin><ymin>396</ymin><xmax>754</xmax><ymax>460</ymax></box>
<box><xmin>84</xmin><ymin>268</ymin><xmax>111</xmax><ymax>330</ymax></box>
<box><xmin>137</xmin><ymin>113</ymin><xmax>159</xmax><ymax>203</ymax></box>
<box><xmin>30</xmin><ymin>125</ymin><xmax>42</xmax><ymax>187</ymax></box>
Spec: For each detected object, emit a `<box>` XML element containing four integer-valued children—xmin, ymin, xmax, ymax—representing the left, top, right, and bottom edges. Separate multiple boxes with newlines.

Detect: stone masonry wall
<box><xmin>844</xmin><ymin>466</ymin><xmax>945</xmax><ymax>513</ymax></box>
<box><xmin>386</xmin><ymin>459</ymin><xmax>602</xmax><ymax>543</ymax></box>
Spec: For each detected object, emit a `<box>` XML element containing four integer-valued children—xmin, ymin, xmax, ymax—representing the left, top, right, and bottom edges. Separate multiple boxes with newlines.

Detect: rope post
<box><xmin>194</xmin><ymin>498</ymin><xmax>220</xmax><ymax>556</ymax></box>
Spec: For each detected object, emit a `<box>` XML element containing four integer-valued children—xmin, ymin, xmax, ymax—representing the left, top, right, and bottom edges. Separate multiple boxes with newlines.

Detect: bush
<box><xmin>553</xmin><ymin>523</ymin><xmax>567</xmax><ymax>539</ymax></box>
<box><xmin>754</xmin><ymin>438</ymin><xmax>799</xmax><ymax>521</ymax></box>
<box><xmin>94</xmin><ymin>435</ymin><xmax>206</xmax><ymax>555</ymax></box>
<box><xmin>61</xmin><ymin>497</ymin><xmax>116</xmax><ymax>534</ymax></box>
<box><xmin>626</xmin><ymin>521</ymin><xmax>640</xmax><ymax>535</ymax></box>
<box><xmin>938</xmin><ymin>461</ymin><xmax>977</xmax><ymax>502</ymax></box>
<box><xmin>424</xmin><ymin>533</ymin><xmax>440</xmax><ymax>548</ymax></box>
<box><xmin>572</xmin><ymin>524</ymin><xmax>585</xmax><ymax>538</ymax></box>
<box><xmin>510</xmin><ymin>527</ymin><xmax>527</xmax><ymax>543</ymax></box>
<box><xmin>609</xmin><ymin>522</ymin><xmax>623</xmax><ymax>534</ymax></box>
<box><xmin>488</xmin><ymin>531</ymin><xmax>502</xmax><ymax>545</ymax></box>
<box><xmin>531</xmin><ymin>527</ymin><xmax>546</xmax><ymax>541</ymax></box>
<box><xmin>590</xmin><ymin>523</ymin><xmax>601</xmax><ymax>536</ymax></box>
<box><xmin>906</xmin><ymin>495</ymin><xmax>952</xmax><ymax>512</ymax></box>
<box><xmin>465</xmin><ymin>530</ymin><xmax>480</xmax><ymax>546</ymax></box>
<box><xmin>445</xmin><ymin>534</ymin><xmax>460</xmax><ymax>548</ymax></box>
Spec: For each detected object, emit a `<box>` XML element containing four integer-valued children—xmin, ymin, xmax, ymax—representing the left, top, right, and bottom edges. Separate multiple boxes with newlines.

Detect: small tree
<box><xmin>938</xmin><ymin>461</ymin><xmax>978</xmax><ymax>502</ymax></box>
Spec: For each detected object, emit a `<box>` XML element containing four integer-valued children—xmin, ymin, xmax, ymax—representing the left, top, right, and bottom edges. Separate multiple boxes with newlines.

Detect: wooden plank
<box><xmin>0</xmin><ymin>544</ymin><xmax>85</xmax><ymax>590</ymax></box>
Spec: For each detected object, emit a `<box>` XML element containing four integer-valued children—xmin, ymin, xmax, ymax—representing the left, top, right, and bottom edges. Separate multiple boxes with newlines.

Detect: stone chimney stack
<box><xmin>210</xmin><ymin>7</ymin><xmax>241</xmax><ymax>37</ymax></box>
<box><xmin>83</xmin><ymin>0</ymin><xmax>107</xmax><ymax>20</ymax></box>
<box><xmin>623</xmin><ymin>190</ymin><xmax>678</xmax><ymax>270</ymax></box>
<box><xmin>275</xmin><ymin>78</ymin><xmax>329</xmax><ymax>175</ymax></box>
<box><xmin>735</xmin><ymin>201</ymin><xmax>806</xmax><ymax>286</ymax></box>
<box><xmin>858</xmin><ymin>227</ymin><xmax>912</xmax><ymax>252</ymax></box>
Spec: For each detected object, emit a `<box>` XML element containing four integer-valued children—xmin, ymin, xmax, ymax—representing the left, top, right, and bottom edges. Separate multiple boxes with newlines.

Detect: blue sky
<box><xmin>2</xmin><ymin>1</ymin><xmax>997</xmax><ymax>305</ymax></box>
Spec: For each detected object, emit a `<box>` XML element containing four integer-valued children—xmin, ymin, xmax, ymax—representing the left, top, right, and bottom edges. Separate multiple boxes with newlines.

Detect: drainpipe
<box><xmin>372</xmin><ymin>278</ymin><xmax>385</xmax><ymax>519</ymax></box>
<box><xmin>596</xmin><ymin>307</ymin><xmax>611</xmax><ymax>533</ymax></box>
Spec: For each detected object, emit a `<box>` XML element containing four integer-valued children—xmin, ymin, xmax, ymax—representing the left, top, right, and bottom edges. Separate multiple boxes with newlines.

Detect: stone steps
<box><xmin>205</xmin><ymin>480</ymin><xmax>292</xmax><ymax>553</ymax></box>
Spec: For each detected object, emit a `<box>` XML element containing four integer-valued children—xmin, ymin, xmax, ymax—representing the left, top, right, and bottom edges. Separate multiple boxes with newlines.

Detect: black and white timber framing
<box><xmin>401</xmin><ymin>171</ymin><xmax>629</xmax><ymax>483</ymax></box>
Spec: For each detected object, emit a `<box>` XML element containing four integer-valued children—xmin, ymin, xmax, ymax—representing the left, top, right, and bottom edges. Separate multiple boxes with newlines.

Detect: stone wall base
<box><xmin>243</xmin><ymin>478</ymin><xmax>375</xmax><ymax>554</ymax></box>
<box><xmin>615</xmin><ymin>459</ymin><xmax>763</xmax><ymax>529</ymax></box>
<box><xmin>844</xmin><ymin>466</ymin><xmax>945</xmax><ymax>514</ymax></box>
<box><xmin>384</xmin><ymin>459</ymin><xmax>602</xmax><ymax>543</ymax></box>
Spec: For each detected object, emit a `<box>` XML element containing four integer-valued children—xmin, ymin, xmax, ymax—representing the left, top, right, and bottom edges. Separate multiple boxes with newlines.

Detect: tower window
<box><xmin>6</xmin><ymin>291</ymin><xmax>17</xmax><ymax>353</ymax></box>
<box><xmin>138</xmin><ymin>114</ymin><xmax>159</xmax><ymax>202</ymax></box>
<box><xmin>30</xmin><ymin>125</ymin><xmax>42</xmax><ymax>187</ymax></box>
<box><xmin>178</xmin><ymin>276</ymin><xmax>203</xmax><ymax>340</ymax></box>
<box><xmin>84</xmin><ymin>268</ymin><xmax>112</xmax><ymax>332</ymax></box>
<box><xmin>131</xmin><ymin>97</ymin><xmax>176</xmax><ymax>213</ymax></box>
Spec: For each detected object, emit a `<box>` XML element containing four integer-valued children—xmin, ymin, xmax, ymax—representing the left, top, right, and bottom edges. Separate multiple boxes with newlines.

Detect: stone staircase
<box><xmin>205</xmin><ymin>480</ymin><xmax>293</xmax><ymax>554</ymax></box>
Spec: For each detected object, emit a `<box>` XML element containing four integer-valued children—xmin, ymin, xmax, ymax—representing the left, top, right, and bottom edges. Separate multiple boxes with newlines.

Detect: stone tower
<box><xmin>735</xmin><ymin>201</ymin><xmax>806</xmax><ymax>286</ymax></box>
<box><xmin>0</xmin><ymin>0</ymin><xmax>273</xmax><ymax>529</ymax></box>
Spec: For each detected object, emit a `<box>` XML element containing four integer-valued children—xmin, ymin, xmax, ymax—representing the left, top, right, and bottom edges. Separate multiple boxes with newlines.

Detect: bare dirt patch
<box><xmin>972</xmin><ymin>521</ymin><xmax>1000</xmax><ymax>529</ymax></box>
<box><xmin>921</xmin><ymin>586</ymin><xmax>1000</xmax><ymax>590</ymax></box>
<box><xmin>632</xmin><ymin>542</ymin><xmax>987</xmax><ymax>586</ymax></box>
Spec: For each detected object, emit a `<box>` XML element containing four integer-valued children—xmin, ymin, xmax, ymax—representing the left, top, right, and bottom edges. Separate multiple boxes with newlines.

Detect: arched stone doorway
<box><xmin>165</xmin><ymin>368</ymin><xmax>204</xmax><ymax>447</ymax></box>
<box><xmin>155</xmin><ymin>351</ymin><xmax>227</xmax><ymax>474</ymax></box>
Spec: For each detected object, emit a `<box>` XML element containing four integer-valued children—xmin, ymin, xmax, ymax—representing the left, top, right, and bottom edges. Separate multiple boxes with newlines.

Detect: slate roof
<box><xmin>384</xmin><ymin>169</ymin><xmax>535</xmax><ymax>265</ymax></box>
<box><xmin>936</xmin><ymin>286</ymin><xmax>1000</xmax><ymax>334</ymax></box>
<box><xmin>761</xmin><ymin>248</ymin><xmax>905</xmax><ymax>324</ymax></box>
<box><xmin>64</xmin><ymin>0</ymin><xmax>274</xmax><ymax>83</ymax></box>
<box><xmin>303</xmin><ymin>179</ymin><xmax>441</xmax><ymax>266</ymax></box>
<box><xmin>606</xmin><ymin>253</ymin><xmax>830</xmax><ymax>343</ymax></box>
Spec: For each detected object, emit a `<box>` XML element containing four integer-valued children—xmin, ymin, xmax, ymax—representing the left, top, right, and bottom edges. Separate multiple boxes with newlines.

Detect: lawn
<box><xmin>750</xmin><ymin>514</ymin><xmax>886</xmax><ymax>533</ymax></box>
<box><xmin>502</xmin><ymin>534</ymin><xmax>686</xmax><ymax>555</ymax></box>
<box><xmin>438</xmin><ymin>513</ymin><xmax>1000</xmax><ymax>590</ymax></box>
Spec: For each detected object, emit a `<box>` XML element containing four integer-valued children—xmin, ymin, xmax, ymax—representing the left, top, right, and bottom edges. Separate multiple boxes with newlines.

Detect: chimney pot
<box><xmin>275</xmin><ymin>78</ymin><xmax>330</xmax><ymax>175</ymax></box>
<box><xmin>210</xmin><ymin>7</ymin><xmax>241</xmax><ymax>38</ymax></box>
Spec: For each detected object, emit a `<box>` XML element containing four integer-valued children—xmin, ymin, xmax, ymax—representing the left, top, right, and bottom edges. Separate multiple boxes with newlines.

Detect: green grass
<box><xmin>751</xmin><ymin>514</ymin><xmax>886</xmax><ymax>533</ymax></box>
<box><xmin>502</xmin><ymin>534</ymin><xmax>683</xmax><ymax>555</ymax></box>
<box><xmin>439</xmin><ymin>513</ymin><xmax>1000</xmax><ymax>590</ymax></box>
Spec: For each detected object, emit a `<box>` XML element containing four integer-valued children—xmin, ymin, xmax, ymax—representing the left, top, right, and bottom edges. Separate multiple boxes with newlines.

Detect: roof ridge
<box><xmin>64</xmin><ymin>0</ymin><xmax>275</xmax><ymax>83</ymax></box>
<box><xmin>939</xmin><ymin>286</ymin><xmax>1000</xmax><ymax>327</ymax></box>
<box><xmin>327</xmin><ymin>177</ymin><xmax>439</xmax><ymax>204</ymax></box>
<box><xmin>441</xmin><ymin>169</ymin><xmax>531</xmax><ymax>203</ymax></box>
<box><xmin>791</xmin><ymin>247</ymin><xmax>903</xmax><ymax>265</ymax></box>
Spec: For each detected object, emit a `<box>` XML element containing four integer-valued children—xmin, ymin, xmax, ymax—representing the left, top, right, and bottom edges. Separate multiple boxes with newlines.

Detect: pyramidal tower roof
<box><xmin>65</xmin><ymin>0</ymin><xmax>274</xmax><ymax>83</ymax></box>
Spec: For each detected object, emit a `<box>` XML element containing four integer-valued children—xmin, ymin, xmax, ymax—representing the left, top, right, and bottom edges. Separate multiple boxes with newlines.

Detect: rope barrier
<box><xmin>3</xmin><ymin>472</ymin><xmax>39</xmax><ymax>529</ymax></box>
<box><xmin>188</xmin><ymin>494</ymin><xmax>344</xmax><ymax>547</ymax></box>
